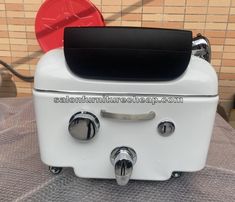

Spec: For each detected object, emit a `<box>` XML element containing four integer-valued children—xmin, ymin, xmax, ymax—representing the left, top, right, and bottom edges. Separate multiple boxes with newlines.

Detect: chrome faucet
<box><xmin>192</xmin><ymin>33</ymin><xmax>211</xmax><ymax>63</ymax></box>
<box><xmin>110</xmin><ymin>147</ymin><xmax>137</xmax><ymax>186</ymax></box>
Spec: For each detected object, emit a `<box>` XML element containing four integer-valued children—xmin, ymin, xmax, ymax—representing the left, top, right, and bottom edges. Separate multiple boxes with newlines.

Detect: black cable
<box><xmin>0</xmin><ymin>60</ymin><xmax>34</xmax><ymax>82</ymax></box>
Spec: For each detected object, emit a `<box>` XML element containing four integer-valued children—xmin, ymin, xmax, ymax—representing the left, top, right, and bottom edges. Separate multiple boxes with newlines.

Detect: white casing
<box><xmin>34</xmin><ymin>49</ymin><xmax>217</xmax><ymax>96</ymax></box>
<box><xmin>33</xmin><ymin>49</ymin><xmax>218</xmax><ymax>181</ymax></box>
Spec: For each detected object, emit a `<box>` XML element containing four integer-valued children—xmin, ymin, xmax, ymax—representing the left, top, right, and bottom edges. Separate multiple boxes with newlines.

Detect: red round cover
<box><xmin>35</xmin><ymin>0</ymin><xmax>105</xmax><ymax>52</ymax></box>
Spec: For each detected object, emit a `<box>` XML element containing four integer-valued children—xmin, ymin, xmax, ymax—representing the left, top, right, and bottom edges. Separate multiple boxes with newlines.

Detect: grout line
<box><xmin>3</xmin><ymin>0</ymin><xmax>11</xmax><ymax>62</ymax></box>
<box><xmin>141</xmin><ymin>0</ymin><xmax>143</xmax><ymax>27</ymax></box>
<box><xmin>182</xmin><ymin>0</ymin><xmax>187</xmax><ymax>30</ymax></box>
<box><xmin>220</xmin><ymin>0</ymin><xmax>232</xmax><ymax>80</ymax></box>
<box><xmin>2</xmin><ymin>0</ymin><xmax>14</xmax><ymax>84</ymax></box>
<box><xmin>162</xmin><ymin>0</ymin><xmax>165</xmax><ymax>26</ymax></box>
<box><xmin>203</xmin><ymin>0</ymin><xmax>210</xmax><ymax>35</ymax></box>
<box><xmin>121</xmin><ymin>0</ymin><xmax>122</xmax><ymax>26</ymax></box>
<box><xmin>22</xmin><ymin>0</ymin><xmax>34</xmax><ymax>93</ymax></box>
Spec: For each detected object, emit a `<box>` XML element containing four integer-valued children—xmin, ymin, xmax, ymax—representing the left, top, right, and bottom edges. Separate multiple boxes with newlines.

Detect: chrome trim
<box><xmin>192</xmin><ymin>33</ymin><xmax>211</xmax><ymax>63</ymax></box>
<box><xmin>68</xmin><ymin>111</ymin><xmax>100</xmax><ymax>140</ymax></box>
<box><xmin>101</xmin><ymin>110</ymin><xmax>155</xmax><ymax>121</ymax></box>
<box><xmin>33</xmin><ymin>89</ymin><xmax>219</xmax><ymax>98</ymax></box>
<box><xmin>110</xmin><ymin>147</ymin><xmax>137</xmax><ymax>186</ymax></box>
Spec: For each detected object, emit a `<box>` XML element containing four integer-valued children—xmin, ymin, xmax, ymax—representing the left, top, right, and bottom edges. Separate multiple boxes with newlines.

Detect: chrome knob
<box><xmin>192</xmin><ymin>33</ymin><xmax>211</xmax><ymax>63</ymax></box>
<box><xmin>110</xmin><ymin>147</ymin><xmax>137</xmax><ymax>186</ymax></box>
<box><xmin>158</xmin><ymin>121</ymin><xmax>175</xmax><ymax>137</ymax></box>
<box><xmin>68</xmin><ymin>111</ymin><xmax>100</xmax><ymax>140</ymax></box>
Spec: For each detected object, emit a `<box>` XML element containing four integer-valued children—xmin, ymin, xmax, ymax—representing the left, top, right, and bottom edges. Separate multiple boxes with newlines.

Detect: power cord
<box><xmin>0</xmin><ymin>60</ymin><xmax>34</xmax><ymax>82</ymax></box>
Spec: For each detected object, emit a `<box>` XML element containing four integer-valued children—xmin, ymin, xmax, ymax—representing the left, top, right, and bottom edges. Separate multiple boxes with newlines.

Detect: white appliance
<box><xmin>33</xmin><ymin>27</ymin><xmax>218</xmax><ymax>186</ymax></box>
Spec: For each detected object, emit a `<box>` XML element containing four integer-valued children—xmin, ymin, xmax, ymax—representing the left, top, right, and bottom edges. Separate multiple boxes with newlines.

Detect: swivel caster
<box><xmin>171</xmin><ymin>171</ymin><xmax>182</xmax><ymax>178</ymax></box>
<box><xmin>49</xmin><ymin>166</ymin><xmax>63</xmax><ymax>175</ymax></box>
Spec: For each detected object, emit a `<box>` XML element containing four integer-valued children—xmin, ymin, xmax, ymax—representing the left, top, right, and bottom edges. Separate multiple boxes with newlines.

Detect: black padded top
<box><xmin>64</xmin><ymin>27</ymin><xmax>192</xmax><ymax>81</ymax></box>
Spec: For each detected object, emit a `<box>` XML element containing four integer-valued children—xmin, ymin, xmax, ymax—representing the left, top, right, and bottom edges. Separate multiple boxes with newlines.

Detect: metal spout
<box><xmin>110</xmin><ymin>147</ymin><xmax>137</xmax><ymax>186</ymax></box>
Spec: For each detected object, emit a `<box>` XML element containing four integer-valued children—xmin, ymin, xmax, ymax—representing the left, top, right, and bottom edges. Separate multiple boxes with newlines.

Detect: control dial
<box><xmin>158</xmin><ymin>121</ymin><xmax>175</xmax><ymax>137</ymax></box>
<box><xmin>68</xmin><ymin>111</ymin><xmax>100</xmax><ymax>140</ymax></box>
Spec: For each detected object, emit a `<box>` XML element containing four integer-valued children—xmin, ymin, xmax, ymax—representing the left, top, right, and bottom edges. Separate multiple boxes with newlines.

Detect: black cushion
<box><xmin>64</xmin><ymin>27</ymin><xmax>192</xmax><ymax>81</ymax></box>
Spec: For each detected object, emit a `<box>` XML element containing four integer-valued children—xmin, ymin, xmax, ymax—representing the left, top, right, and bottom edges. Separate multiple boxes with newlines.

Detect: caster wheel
<box><xmin>171</xmin><ymin>171</ymin><xmax>182</xmax><ymax>178</ymax></box>
<box><xmin>49</xmin><ymin>166</ymin><xmax>63</xmax><ymax>175</ymax></box>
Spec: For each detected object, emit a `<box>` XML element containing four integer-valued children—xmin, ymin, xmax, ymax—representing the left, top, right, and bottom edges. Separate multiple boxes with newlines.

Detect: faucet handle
<box><xmin>192</xmin><ymin>33</ymin><xmax>211</xmax><ymax>63</ymax></box>
<box><xmin>115</xmin><ymin>159</ymin><xmax>133</xmax><ymax>186</ymax></box>
<box><xmin>110</xmin><ymin>147</ymin><xmax>137</xmax><ymax>186</ymax></box>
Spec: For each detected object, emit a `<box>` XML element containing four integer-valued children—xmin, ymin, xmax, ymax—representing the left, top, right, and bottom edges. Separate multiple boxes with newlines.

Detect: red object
<box><xmin>35</xmin><ymin>0</ymin><xmax>105</xmax><ymax>52</ymax></box>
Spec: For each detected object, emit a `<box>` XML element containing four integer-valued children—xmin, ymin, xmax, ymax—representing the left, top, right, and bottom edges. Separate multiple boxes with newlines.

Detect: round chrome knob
<box><xmin>68</xmin><ymin>111</ymin><xmax>100</xmax><ymax>140</ymax></box>
<box><xmin>158</xmin><ymin>121</ymin><xmax>175</xmax><ymax>137</ymax></box>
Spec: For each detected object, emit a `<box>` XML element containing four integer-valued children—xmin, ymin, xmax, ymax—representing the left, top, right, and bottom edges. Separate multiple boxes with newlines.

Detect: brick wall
<box><xmin>0</xmin><ymin>0</ymin><xmax>235</xmax><ymax>112</ymax></box>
